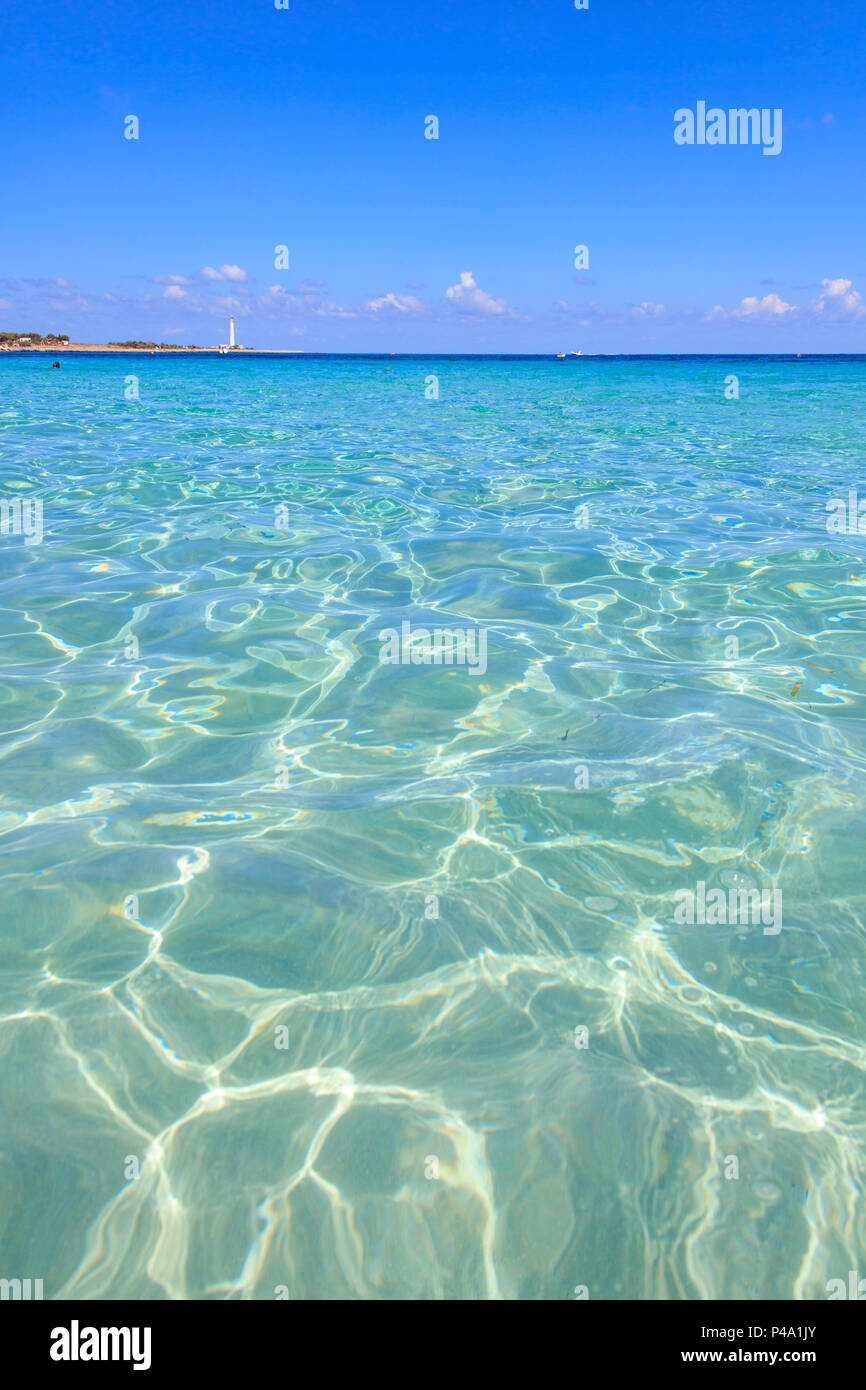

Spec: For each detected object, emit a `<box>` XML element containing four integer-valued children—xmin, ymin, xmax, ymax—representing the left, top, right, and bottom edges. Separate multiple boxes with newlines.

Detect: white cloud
<box><xmin>202</xmin><ymin>264</ymin><xmax>248</xmax><ymax>282</ymax></box>
<box><xmin>696</xmin><ymin>276</ymin><xmax>866</xmax><ymax>326</ymax></box>
<box><xmin>210</xmin><ymin>295</ymin><xmax>248</xmax><ymax>313</ymax></box>
<box><xmin>445</xmin><ymin>270</ymin><xmax>511</xmax><ymax>316</ymax></box>
<box><xmin>630</xmin><ymin>301</ymin><xmax>666</xmax><ymax>318</ymax></box>
<box><xmin>732</xmin><ymin>292</ymin><xmax>796</xmax><ymax>318</ymax></box>
<box><xmin>701</xmin><ymin>292</ymin><xmax>795</xmax><ymax>322</ymax></box>
<box><xmin>707</xmin><ymin>279</ymin><xmax>865</xmax><ymax>323</ymax></box>
<box><xmin>164</xmin><ymin>285</ymin><xmax>187</xmax><ymax>300</ymax></box>
<box><xmin>154</xmin><ymin>274</ymin><xmax>193</xmax><ymax>286</ymax></box>
<box><xmin>366</xmin><ymin>292</ymin><xmax>424</xmax><ymax>313</ymax></box>
<box><xmin>49</xmin><ymin>295</ymin><xmax>90</xmax><ymax>312</ymax></box>
<box><xmin>261</xmin><ymin>284</ymin><xmax>357</xmax><ymax>319</ymax></box>
<box><xmin>814</xmin><ymin>277</ymin><xmax>864</xmax><ymax>318</ymax></box>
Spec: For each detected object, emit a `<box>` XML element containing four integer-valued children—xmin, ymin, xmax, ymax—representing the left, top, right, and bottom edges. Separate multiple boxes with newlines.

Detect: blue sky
<box><xmin>1</xmin><ymin>0</ymin><xmax>863</xmax><ymax>350</ymax></box>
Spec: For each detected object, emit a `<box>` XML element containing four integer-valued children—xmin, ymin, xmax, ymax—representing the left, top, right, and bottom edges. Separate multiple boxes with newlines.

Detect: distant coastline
<box><xmin>1</xmin><ymin>339</ymin><xmax>863</xmax><ymax>360</ymax></box>
<box><xmin>1</xmin><ymin>341</ymin><xmax>306</xmax><ymax>354</ymax></box>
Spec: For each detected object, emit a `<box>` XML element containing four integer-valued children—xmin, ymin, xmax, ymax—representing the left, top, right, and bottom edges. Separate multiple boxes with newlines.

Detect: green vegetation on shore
<box><xmin>109</xmin><ymin>341</ymin><xmax>205</xmax><ymax>350</ymax></box>
<box><xmin>0</xmin><ymin>331</ymin><xmax>69</xmax><ymax>344</ymax></box>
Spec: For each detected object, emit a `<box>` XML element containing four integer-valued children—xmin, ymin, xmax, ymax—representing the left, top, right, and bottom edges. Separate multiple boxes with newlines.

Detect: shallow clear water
<box><xmin>1</xmin><ymin>353</ymin><xmax>865</xmax><ymax>1300</ymax></box>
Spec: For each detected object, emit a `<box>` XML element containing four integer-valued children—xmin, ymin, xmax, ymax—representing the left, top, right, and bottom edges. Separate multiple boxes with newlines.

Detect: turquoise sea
<box><xmin>1</xmin><ymin>352</ymin><xmax>865</xmax><ymax>1301</ymax></box>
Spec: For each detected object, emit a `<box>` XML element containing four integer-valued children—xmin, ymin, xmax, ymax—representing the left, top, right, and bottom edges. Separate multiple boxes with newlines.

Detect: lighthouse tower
<box><xmin>229</xmin><ymin>316</ymin><xmax>236</xmax><ymax>348</ymax></box>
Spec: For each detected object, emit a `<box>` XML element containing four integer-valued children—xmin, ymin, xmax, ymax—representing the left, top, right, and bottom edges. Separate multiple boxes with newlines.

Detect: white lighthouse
<box><xmin>229</xmin><ymin>316</ymin><xmax>236</xmax><ymax>348</ymax></box>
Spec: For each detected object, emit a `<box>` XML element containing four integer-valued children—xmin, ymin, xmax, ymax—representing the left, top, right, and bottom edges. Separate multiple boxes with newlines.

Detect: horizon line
<box><xmin>3</xmin><ymin>347</ymin><xmax>865</xmax><ymax>360</ymax></box>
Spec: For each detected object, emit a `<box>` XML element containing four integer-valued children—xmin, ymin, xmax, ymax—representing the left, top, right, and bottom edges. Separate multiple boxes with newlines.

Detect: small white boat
<box><xmin>570</xmin><ymin>350</ymin><xmax>583</xmax><ymax>357</ymax></box>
